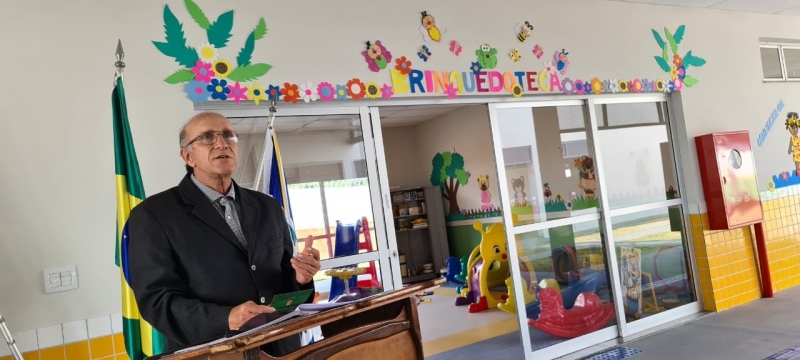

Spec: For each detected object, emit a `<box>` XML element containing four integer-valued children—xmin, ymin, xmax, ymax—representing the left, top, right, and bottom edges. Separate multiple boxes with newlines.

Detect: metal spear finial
<box><xmin>268</xmin><ymin>98</ymin><xmax>278</xmax><ymax>131</ymax></box>
<box><xmin>115</xmin><ymin>39</ymin><xmax>126</xmax><ymax>73</ymax></box>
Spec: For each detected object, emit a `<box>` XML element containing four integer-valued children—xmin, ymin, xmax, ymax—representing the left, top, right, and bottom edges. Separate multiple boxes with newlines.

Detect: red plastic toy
<box><xmin>528</xmin><ymin>287</ymin><xmax>615</xmax><ymax>338</ymax></box>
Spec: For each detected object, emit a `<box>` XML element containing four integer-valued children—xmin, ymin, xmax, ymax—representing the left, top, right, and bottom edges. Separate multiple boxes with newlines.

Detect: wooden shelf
<box><xmin>396</xmin><ymin>227</ymin><xmax>428</xmax><ymax>233</ymax></box>
<box><xmin>394</xmin><ymin>213</ymin><xmax>427</xmax><ymax>219</ymax></box>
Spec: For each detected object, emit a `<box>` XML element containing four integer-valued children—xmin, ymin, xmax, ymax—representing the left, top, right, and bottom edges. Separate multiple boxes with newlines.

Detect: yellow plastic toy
<box><xmin>454</xmin><ymin>219</ymin><xmax>510</xmax><ymax>313</ymax></box>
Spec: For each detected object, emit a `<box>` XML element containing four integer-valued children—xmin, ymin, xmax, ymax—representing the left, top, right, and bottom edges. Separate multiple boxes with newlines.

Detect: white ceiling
<box><xmin>231</xmin><ymin>104</ymin><xmax>469</xmax><ymax>134</ymax></box>
<box><xmin>605</xmin><ymin>0</ymin><xmax>800</xmax><ymax>15</ymax></box>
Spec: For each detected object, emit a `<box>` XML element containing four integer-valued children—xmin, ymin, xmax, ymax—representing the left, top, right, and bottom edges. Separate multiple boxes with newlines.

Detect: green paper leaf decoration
<box><xmin>153</xmin><ymin>5</ymin><xmax>199</xmax><ymax>67</ymax></box>
<box><xmin>673</xmin><ymin>25</ymin><xmax>686</xmax><ymax>44</ymax></box>
<box><xmin>683</xmin><ymin>75</ymin><xmax>699</xmax><ymax>87</ymax></box>
<box><xmin>153</xmin><ymin>41</ymin><xmax>198</xmax><ymax>68</ymax></box>
<box><xmin>207</xmin><ymin>10</ymin><xmax>234</xmax><ymax>48</ymax></box>
<box><xmin>662</xmin><ymin>43</ymin><xmax>669</xmax><ymax>63</ymax></box>
<box><xmin>664</xmin><ymin>27</ymin><xmax>678</xmax><ymax>55</ymax></box>
<box><xmin>184</xmin><ymin>0</ymin><xmax>210</xmax><ymax>30</ymax></box>
<box><xmin>237</xmin><ymin>32</ymin><xmax>255</xmax><ymax>67</ymax></box>
<box><xmin>163</xmin><ymin>5</ymin><xmax>187</xmax><ymax>48</ymax></box>
<box><xmin>254</xmin><ymin>18</ymin><xmax>268</xmax><ymax>40</ymax></box>
<box><xmin>164</xmin><ymin>69</ymin><xmax>196</xmax><ymax>84</ymax></box>
<box><xmin>655</xmin><ymin>56</ymin><xmax>670</xmax><ymax>72</ymax></box>
<box><xmin>652</xmin><ymin>29</ymin><xmax>665</xmax><ymax>49</ymax></box>
<box><xmin>683</xmin><ymin>51</ymin><xmax>707</xmax><ymax>67</ymax></box>
<box><xmin>227</xmin><ymin>63</ymin><xmax>273</xmax><ymax>82</ymax></box>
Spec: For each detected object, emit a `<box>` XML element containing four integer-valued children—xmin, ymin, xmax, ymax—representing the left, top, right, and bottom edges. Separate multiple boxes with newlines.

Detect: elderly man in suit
<box><xmin>128</xmin><ymin>111</ymin><xmax>320</xmax><ymax>356</ymax></box>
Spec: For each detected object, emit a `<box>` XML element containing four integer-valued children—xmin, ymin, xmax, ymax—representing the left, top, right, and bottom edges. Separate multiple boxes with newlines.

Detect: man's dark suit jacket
<box><xmin>127</xmin><ymin>174</ymin><xmax>314</xmax><ymax>355</ymax></box>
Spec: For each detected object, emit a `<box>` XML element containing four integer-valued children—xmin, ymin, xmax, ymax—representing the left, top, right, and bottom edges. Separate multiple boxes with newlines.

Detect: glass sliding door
<box><xmin>229</xmin><ymin>109</ymin><xmax>397</xmax><ymax>300</ymax></box>
<box><xmin>591</xmin><ymin>98</ymin><xmax>699</xmax><ymax>336</ymax></box>
<box><xmin>488</xmin><ymin>101</ymin><xmax>618</xmax><ymax>359</ymax></box>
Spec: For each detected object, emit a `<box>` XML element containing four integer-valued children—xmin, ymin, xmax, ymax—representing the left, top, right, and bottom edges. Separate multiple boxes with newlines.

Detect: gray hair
<box><xmin>179</xmin><ymin>112</ymin><xmax>229</xmax><ymax>174</ymax></box>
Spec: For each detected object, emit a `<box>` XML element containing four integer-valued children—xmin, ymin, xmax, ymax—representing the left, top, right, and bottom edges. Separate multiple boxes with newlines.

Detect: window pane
<box><xmin>761</xmin><ymin>47</ymin><xmax>783</xmax><ymax>79</ymax></box>
<box><xmin>513</xmin><ymin>219</ymin><xmax>617</xmax><ymax>351</ymax></box>
<box><xmin>612</xmin><ymin>206</ymin><xmax>696</xmax><ymax>323</ymax></box>
<box><xmin>783</xmin><ymin>48</ymin><xmax>800</xmax><ymax>79</ymax></box>
<box><xmin>595</xmin><ymin>102</ymin><xmax>680</xmax><ymax>209</ymax></box>
<box><xmin>495</xmin><ymin>106</ymin><xmax>599</xmax><ymax>227</ymax></box>
<box><xmin>232</xmin><ymin>115</ymin><xmax>379</xmax><ymax>262</ymax></box>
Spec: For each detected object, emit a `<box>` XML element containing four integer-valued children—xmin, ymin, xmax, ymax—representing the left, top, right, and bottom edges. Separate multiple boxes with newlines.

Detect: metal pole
<box><xmin>253</xmin><ymin>99</ymin><xmax>278</xmax><ymax>192</ymax></box>
<box><xmin>115</xmin><ymin>39</ymin><xmax>125</xmax><ymax>82</ymax></box>
<box><xmin>0</xmin><ymin>313</ymin><xmax>23</xmax><ymax>360</ymax></box>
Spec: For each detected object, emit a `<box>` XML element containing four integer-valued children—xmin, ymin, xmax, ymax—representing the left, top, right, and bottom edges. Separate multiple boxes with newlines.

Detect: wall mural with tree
<box><xmin>430</xmin><ymin>151</ymin><xmax>470</xmax><ymax>215</ymax></box>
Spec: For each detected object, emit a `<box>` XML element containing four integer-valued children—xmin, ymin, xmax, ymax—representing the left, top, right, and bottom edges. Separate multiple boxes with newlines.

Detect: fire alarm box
<box><xmin>695</xmin><ymin>131</ymin><xmax>763</xmax><ymax>230</ymax></box>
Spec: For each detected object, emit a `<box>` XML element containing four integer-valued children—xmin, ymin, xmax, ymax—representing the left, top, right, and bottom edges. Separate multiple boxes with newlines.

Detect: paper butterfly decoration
<box><xmin>509</xmin><ymin>49</ymin><xmax>522</xmax><ymax>62</ymax></box>
<box><xmin>532</xmin><ymin>44</ymin><xmax>544</xmax><ymax>59</ymax></box>
<box><xmin>418</xmin><ymin>45</ymin><xmax>432</xmax><ymax>62</ymax></box>
<box><xmin>450</xmin><ymin>40</ymin><xmax>462</xmax><ymax>56</ymax></box>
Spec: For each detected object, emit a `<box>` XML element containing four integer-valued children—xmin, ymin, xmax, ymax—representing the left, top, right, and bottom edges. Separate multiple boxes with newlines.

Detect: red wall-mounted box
<box><xmin>695</xmin><ymin>131</ymin><xmax>763</xmax><ymax>230</ymax></box>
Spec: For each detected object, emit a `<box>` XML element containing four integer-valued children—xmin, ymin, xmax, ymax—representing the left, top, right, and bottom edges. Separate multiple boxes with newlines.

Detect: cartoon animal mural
<box><xmin>620</xmin><ymin>247</ymin><xmax>643</xmax><ymax>319</ymax></box>
<box><xmin>477</xmin><ymin>175</ymin><xmax>493</xmax><ymax>211</ymax></box>
<box><xmin>475</xmin><ymin>44</ymin><xmax>499</xmax><ymax>69</ymax></box>
<box><xmin>362</xmin><ymin>41</ymin><xmax>392</xmax><ymax>72</ymax></box>
<box><xmin>576</xmin><ymin>156</ymin><xmax>597</xmax><ymax>198</ymax></box>
<box><xmin>511</xmin><ymin>176</ymin><xmax>527</xmax><ymax>206</ymax></box>
<box><xmin>787</xmin><ymin>112</ymin><xmax>800</xmax><ymax>175</ymax></box>
<box><xmin>420</xmin><ymin>11</ymin><xmax>445</xmax><ymax>42</ymax></box>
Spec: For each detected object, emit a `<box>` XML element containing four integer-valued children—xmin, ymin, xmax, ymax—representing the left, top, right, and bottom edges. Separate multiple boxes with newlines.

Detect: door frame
<box><xmin>212</xmin><ymin>106</ymin><xmax>399</xmax><ymax>292</ymax></box>
<box><xmin>487</xmin><ymin>94</ymin><xmax>700</xmax><ymax>359</ymax></box>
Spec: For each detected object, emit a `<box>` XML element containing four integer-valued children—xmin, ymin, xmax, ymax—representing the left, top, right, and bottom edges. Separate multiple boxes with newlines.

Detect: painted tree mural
<box><xmin>430</xmin><ymin>151</ymin><xmax>470</xmax><ymax>214</ymax></box>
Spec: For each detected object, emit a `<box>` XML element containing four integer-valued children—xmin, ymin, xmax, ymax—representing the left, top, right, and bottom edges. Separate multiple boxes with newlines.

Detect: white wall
<box><xmin>4</xmin><ymin>0</ymin><xmax>800</xmax><ymax>332</ymax></box>
<box><xmin>381</xmin><ymin>126</ymin><xmax>424</xmax><ymax>189</ymax></box>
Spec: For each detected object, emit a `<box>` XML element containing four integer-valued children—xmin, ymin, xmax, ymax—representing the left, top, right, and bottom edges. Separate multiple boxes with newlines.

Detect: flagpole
<box><xmin>253</xmin><ymin>98</ymin><xmax>277</xmax><ymax>192</ymax></box>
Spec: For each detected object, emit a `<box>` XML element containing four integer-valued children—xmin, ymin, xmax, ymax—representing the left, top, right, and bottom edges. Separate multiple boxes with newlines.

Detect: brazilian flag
<box><xmin>113</xmin><ymin>76</ymin><xmax>166</xmax><ymax>360</ymax></box>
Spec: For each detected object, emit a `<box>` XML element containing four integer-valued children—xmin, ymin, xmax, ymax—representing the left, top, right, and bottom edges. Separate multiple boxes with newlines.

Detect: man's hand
<box><xmin>228</xmin><ymin>301</ymin><xmax>274</xmax><ymax>330</ymax></box>
<box><xmin>291</xmin><ymin>235</ymin><xmax>321</xmax><ymax>285</ymax></box>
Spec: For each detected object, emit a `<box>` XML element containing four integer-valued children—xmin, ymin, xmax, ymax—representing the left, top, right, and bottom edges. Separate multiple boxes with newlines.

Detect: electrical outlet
<box><xmin>43</xmin><ymin>266</ymin><xmax>78</xmax><ymax>294</ymax></box>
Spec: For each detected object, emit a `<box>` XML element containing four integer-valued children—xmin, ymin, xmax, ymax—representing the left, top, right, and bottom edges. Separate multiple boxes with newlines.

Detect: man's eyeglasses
<box><xmin>184</xmin><ymin>131</ymin><xmax>239</xmax><ymax>147</ymax></box>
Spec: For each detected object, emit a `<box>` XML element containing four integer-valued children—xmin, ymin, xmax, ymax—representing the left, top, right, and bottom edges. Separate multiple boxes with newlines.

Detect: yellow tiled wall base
<box><xmin>762</xmin><ymin>197</ymin><xmax>800</xmax><ymax>291</ymax></box>
<box><xmin>0</xmin><ymin>333</ymin><xmax>128</xmax><ymax>360</ymax></box>
<box><xmin>690</xmin><ymin>213</ymin><xmax>762</xmax><ymax>312</ymax></box>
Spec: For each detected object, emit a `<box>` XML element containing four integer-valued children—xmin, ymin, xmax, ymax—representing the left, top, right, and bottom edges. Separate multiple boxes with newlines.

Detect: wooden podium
<box><xmin>150</xmin><ymin>278</ymin><xmax>443</xmax><ymax>360</ymax></box>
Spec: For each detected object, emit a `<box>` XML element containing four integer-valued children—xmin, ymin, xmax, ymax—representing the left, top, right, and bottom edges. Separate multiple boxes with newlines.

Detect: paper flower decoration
<box><xmin>347</xmin><ymin>78</ymin><xmax>366</xmax><ymax>100</ymax></box>
<box><xmin>153</xmin><ymin>1</ymin><xmax>273</xmax><ymax>103</ymax></box>
<box><xmin>609</xmin><ymin>79</ymin><xmax>619</xmax><ymax>93</ymax></box>
<box><xmin>267</xmin><ymin>85</ymin><xmax>282</xmax><ymax>101</ymax></box>
<box><xmin>185</xmin><ymin>80</ymin><xmax>209</xmax><ymax>103</ymax></box>
<box><xmin>281</xmin><ymin>82</ymin><xmax>300</xmax><ymax>104</ymax></box>
<box><xmin>207</xmin><ymin>79</ymin><xmax>231</xmax><ymax>100</ymax></box>
<box><xmin>618</xmin><ymin>79</ymin><xmax>629</xmax><ymax>93</ymax></box>
<box><xmin>299</xmin><ymin>82</ymin><xmax>318</xmax><ymax>103</ymax></box>
<box><xmin>317</xmin><ymin>82</ymin><xmax>335</xmax><ymax>101</ymax></box>
<box><xmin>562</xmin><ymin>79</ymin><xmax>574</xmax><ymax>95</ymax></box>
<box><xmin>444</xmin><ymin>82</ymin><xmax>458</xmax><ymax>100</ymax></box>
<box><xmin>335</xmin><ymin>85</ymin><xmax>348</xmax><ymax>100</ymax></box>
<box><xmin>511</xmin><ymin>83</ymin><xmax>524</xmax><ymax>97</ymax></box>
<box><xmin>227</xmin><ymin>82</ymin><xmax>249</xmax><ymax>104</ymax></box>
<box><xmin>191</xmin><ymin>61</ymin><xmax>215</xmax><ymax>83</ymax></box>
<box><xmin>655</xmin><ymin>79</ymin><xmax>666</xmax><ymax>92</ymax></box>
<box><xmin>395</xmin><ymin>56</ymin><xmax>413</xmax><ymax>75</ymax></box>
<box><xmin>196</xmin><ymin>42</ymin><xmax>219</xmax><ymax>64</ymax></box>
<box><xmin>590</xmin><ymin>78</ymin><xmax>603</xmax><ymax>94</ymax></box>
<box><xmin>573</xmin><ymin>80</ymin><xmax>584</xmax><ymax>94</ymax></box>
<box><xmin>470</xmin><ymin>62</ymin><xmax>483</xmax><ymax>75</ymax></box>
<box><xmin>632</xmin><ymin>79</ymin><xmax>643</xmax><ymax>93</ymax></box>
<box><xmin>365</xmin><ymin>82</ymin><xmax>381</xmax><ymax>99</ymax></box>
<box><xmin>246</xmin><ymin>82</ymin><xmax>267</xmax><ymax>105</ymax></box>
<box><xmin>381</xmin><ymin>84</ymin><xmax>394</xmax><ymax>99</ymax></box>
<box><xmin>652</xmin><ymin>25</ymin><xmax>706</xmax><ymax>89</ymax></box>
<box><xmin>213</xmin><ymin>59</ymin><xmax>232</xmax><ymax>79</ymax></box>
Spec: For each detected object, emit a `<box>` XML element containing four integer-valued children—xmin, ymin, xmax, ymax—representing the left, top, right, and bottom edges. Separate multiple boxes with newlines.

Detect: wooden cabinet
<box><xmin>391</xmin><ymin>187</ymin><xmax>450</xmax><ymax>284</ymax></box>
